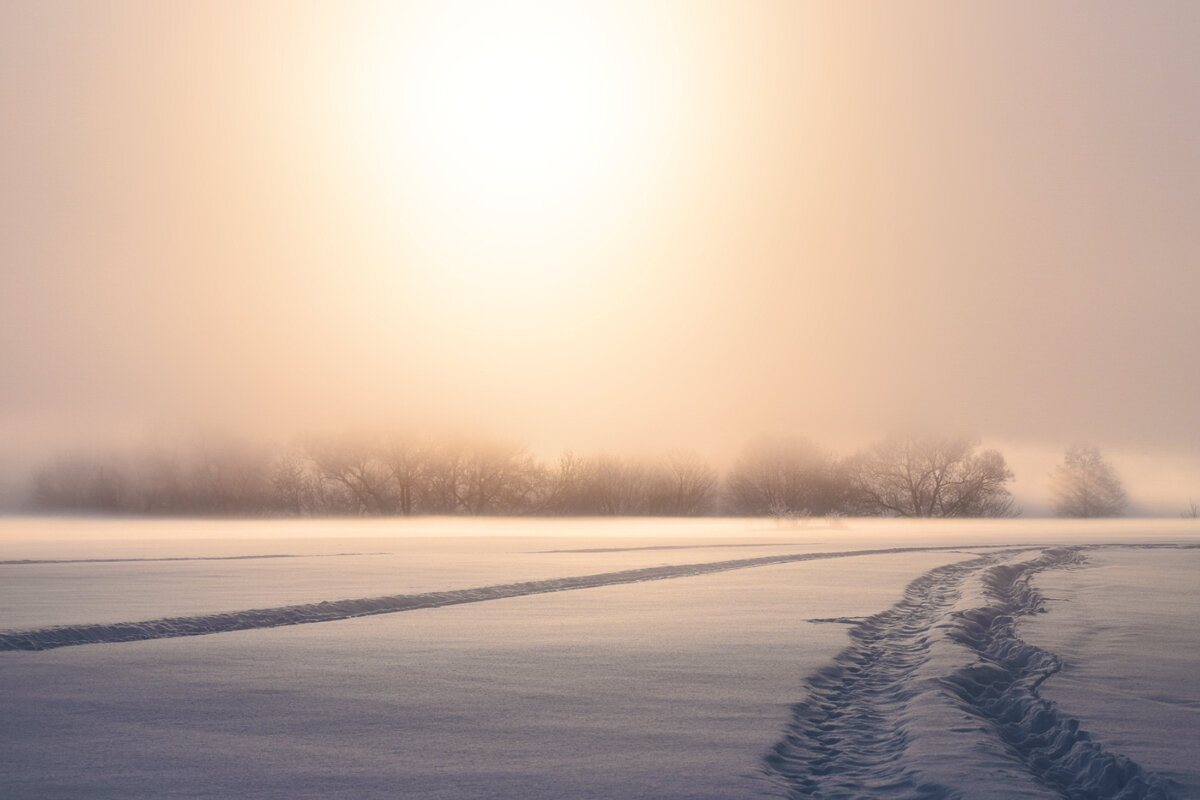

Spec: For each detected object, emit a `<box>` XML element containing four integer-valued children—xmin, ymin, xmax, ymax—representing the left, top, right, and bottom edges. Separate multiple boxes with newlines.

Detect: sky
<box><xmin>3</xmin><ymin>1</ymin><xmax>1199</xmax><ymax>513</ymax></box>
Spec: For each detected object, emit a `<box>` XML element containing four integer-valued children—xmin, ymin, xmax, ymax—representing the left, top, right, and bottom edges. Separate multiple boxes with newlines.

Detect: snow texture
<box><xmin>0</xmin><ymin>545</ymin><xmax>996</xmax><ymax>652</ymax></box>
<box><xmin>2</xmin><ymin>519</ymin><xmax>1198</xmax><ymax>799</ymax></box>
<box><xmin>0</xmin><ymin>552</ymin><xmax>384</xmax><ymax>565</ymax></box>
<box><xmin>764</xmin><ymin>546</ymin><xmax>1181</xmax><ymax>799</ymax></box>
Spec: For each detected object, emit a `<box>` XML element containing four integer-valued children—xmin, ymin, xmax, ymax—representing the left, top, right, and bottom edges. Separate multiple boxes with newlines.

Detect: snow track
<box><xmin>0</xmin><ymin>552</ymin><xmax>385</xmax><ymax>565</ymax></box>
<box><xmin>943</xmin><ymin>549</ymin><xmax>1176</xmax><ymax>799</ymax></box>
<box><xmin>537</xmin><ymin>542</ymin><xmax>812</xmax><ymax>553</ymax></box>
<box><xmin>0</xmin><ymin>545</ymin><xmax>991</xmax><ymax>652</ymax></box>
<box><xmin>764</xmin><ymin>547</ymin><xmax>1179</xmax><ymax>799</ymax></box>
<box><xmin>1</xmin><ymin>538</ymin><xmax>1185</xmax><ymax>798</ymax></box>
<box><xmin>764</xmin><ymin>553</ymin><xmax>1001</xmax><ymax>798</ymax></box>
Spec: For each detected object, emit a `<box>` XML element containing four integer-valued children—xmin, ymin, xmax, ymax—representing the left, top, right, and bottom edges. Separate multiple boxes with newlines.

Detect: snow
<box><xmin>1020</xmin><ymin>547</ymin><xmax>1200</xmax><ymax>795</ymax></box>
<box><xmin>1</xmin><ymin>517</ymin><xmax>1198</xmax><ymax>798</ymax></box>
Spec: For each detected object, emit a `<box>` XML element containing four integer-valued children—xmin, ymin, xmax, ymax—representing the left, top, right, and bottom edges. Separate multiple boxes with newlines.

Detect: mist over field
<box><xmin>2</xmin><ymin>1</ymin><xmax>1199</xmax><ymax>516</ymax></box>
<box><xmin>3</xmin><ymin>2</ymin><xmax>1200</xmax><ymax>798</ymax></box>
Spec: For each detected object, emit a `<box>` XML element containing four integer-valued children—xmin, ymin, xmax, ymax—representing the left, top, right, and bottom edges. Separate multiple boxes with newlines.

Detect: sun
<box><xmin>412</xmin><ymin>16</ymin><xmax>631</xmax><ymax>214</ymax></box>
<box><xmin>335</xmin><ymin>2</ymin><xmax>671</xmax><ymax>301</ymax></box>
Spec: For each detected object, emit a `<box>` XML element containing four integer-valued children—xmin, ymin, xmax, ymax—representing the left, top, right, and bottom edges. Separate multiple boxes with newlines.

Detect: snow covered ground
<box><xmin>1</xmin><ymin>517</ymin><xmax>1197</xmax><ymax>798</ymax></box>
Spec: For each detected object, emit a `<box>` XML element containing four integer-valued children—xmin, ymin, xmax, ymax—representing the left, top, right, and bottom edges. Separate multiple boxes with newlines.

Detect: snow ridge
<box><xmin>0</xmin><ymin>553</ymin><xmax>385</xmax><ymax>566</ymax></box>
<box><xmin>763</xmin><ymin>553</ymin><xmax>1002</xmax><ymax>798</ymax></box>
<box><xmin>536</xmin><ymin>542</ymin><xmax>809</xmax><ymax>553</ymax></box>
<box><xmin>0</xmin><ymin>545</ymin><xmax>989</xmax><ymax>652</ymax></box>
<box><xmin>943</xmin><ymin>548</ymin><xmax>1177</xmax><ymax>799</ymax></box>
<box><xmin>764</xmin><ymin>547</ymin><xmax>1178</xmax><ymax>799</ymax></box>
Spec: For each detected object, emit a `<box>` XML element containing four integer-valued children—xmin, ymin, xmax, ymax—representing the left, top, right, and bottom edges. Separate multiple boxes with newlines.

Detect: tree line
<box><xmin>26</xmin><ymin>432</ymin><xmax>1131</xmax><ymax>518</ymax></box>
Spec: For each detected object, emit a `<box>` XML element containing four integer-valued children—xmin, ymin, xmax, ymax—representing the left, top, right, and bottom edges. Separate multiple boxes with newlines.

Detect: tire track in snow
<box><xmin>763</xmin><ymin>547</ymin><xmax>1179</xmax><ymax>799</ymax></box>
<box><xmin>0</xmin><ymin>545</ymin><xmax>996</xmax><ymax>652</ymax></box>
<box><xmin>943</xmin><ymin>548</ymin><xmax>1177</xmax><ymax>799</ymax></box>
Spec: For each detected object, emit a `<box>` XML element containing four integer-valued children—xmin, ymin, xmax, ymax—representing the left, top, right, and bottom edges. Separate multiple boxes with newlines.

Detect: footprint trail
<box><xmin>763</xmin><ymin>546</ymin><xmax>1179</xmax><ymax>799</ymax></box>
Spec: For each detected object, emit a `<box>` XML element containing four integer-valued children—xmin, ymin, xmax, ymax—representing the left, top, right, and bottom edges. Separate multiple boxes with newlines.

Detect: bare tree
<box><xmin>185</xmin><ymin>439</ymin><xmax>274</xmax><ymax>515</ymax></box>
<box><xmin>21</xmin><ymin>429</ymin><xmax>1038</xmax><ymax>520</ymax></box>
<box><xmin>29</xmin><ymin>456</ymin><xmax>128</xmax><ymax>513</ymax></box>
<box><xmin>646</xmin><ymin>450</ymin><xmax>719</xmax><ymax>516</ymax></box>
<box><xmin>725</xmin><ymin>435</ymin><xmax>850</xmax><ymax>517</ymax></box>
<box><xmin>851</xmin><ymin>433</ymin><xmax>1016</xmax><ymax>518</ymax></box>
<box><xmin>1183</xmin><ymin>500</ymin><xmax>1199</xmax><ymax>519</ymax></box>
<box><xmin>417</xmin><ymin>439</ymin><xmax>467</xmax><ymax>513</ymax></box>
<box><xmin>126</xmin><ymin>447</ymin><xmax>174</xmax><ymax>514</ymax></box>
<box><xmin>269</xmin><ymin>451</ymin><xmax>321</xmax><ymax>516</ymax></box>
<box><xmin>1049</xmin><ymin>445</ymin><xmax>1128</xmax><ymax>518</ymax></box>
<box><xmin>417</xmin><ymin>437</ymin><xmax>544</xmax><ymax>515</ymax></box>
<box><xmin>455</xmin><ymin>439</ymin><xmax>543</xmax><ymax>515</ymax></box>
<box><xmin>535</xmin><ymin>450</ymin><xmax>590</xmax><ymax>513</ymax></box>
<box><xmin>380</xmin><ymin>435</ymin><xmax>429</xmax><ymax>515</ymax></box>
<box><xmin>305</xmin><ymin>437</ymin><xmax>397</xmax><ymax>515</ymax></box>
<box><xmin>557</xmin><ymin>454</ymin><xmax>632</xmax><ymax>515</ymax></box>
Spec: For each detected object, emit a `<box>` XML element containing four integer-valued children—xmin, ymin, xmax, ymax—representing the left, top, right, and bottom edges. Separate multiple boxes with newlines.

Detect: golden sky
<box><xmin>2</xmin><ymin>1</ymin><xmax>1199</xmax><ymax>507</ymax></box>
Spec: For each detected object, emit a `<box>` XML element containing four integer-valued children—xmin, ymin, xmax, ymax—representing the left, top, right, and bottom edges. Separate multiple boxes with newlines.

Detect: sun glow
<box><xmin>337</xmin><ymin>2</ymin><xmax>678</xmax><ymax>301</ymax></box>
<box><xmin>409</xmin><ymin>17</ymin><xmax>634</xmax><ymax>215</ymax></box>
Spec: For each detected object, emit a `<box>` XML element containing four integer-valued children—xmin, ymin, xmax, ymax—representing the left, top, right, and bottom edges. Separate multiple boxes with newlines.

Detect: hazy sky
<box><xmin>3</xmin><ymin>2</ymin><xmax>1199</xmax><ymax>510</ymax></box>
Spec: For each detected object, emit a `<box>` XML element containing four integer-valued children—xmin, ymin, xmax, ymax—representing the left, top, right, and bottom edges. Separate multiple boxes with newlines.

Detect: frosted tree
<box><xmin>850</xmin><ymin>433</ymin><xmax>1016</xmax><ymax>518</ymax></box>
<box><xmin>648</xmin><ymin>450</ymin><xmax>719</xmax><ymax>516</ymax></box>
<box><xmin>725</xmin><ymin>435</ymin><xmax>849</xmax><ymax>517</ymax></box>
<box><xmin>304</xmin><ymin>436</ymin><xmax>398</xmax><ymax>515</ymax></box>
<box><xmin>1049</xmin><ymin>445</ymin><xmax>1128</xmax><ymax>517</ymax></box>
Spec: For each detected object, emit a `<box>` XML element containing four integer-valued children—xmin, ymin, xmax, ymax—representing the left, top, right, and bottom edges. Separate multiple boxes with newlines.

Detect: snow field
<box><xmin>1</xmin><ymin>517</ymin><xmax>1198</xmax><ymax>798</ymax></box>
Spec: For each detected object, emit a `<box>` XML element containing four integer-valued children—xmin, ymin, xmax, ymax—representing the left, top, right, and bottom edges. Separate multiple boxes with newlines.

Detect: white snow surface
<box><xmin>1</xmin><ymin>516</ymin><xmax>1197</xmax><ymax>799</ymax></box>
<box><xmin>1020</xmin><ymin>547</ymin><xmax>1200</xmax><ymax>796</ymax></box>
